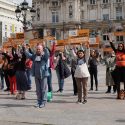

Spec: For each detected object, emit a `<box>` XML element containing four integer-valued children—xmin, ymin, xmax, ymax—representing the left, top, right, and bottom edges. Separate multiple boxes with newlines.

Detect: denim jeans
<box><xmin>0</xmin><ymin>74</ymin><xmax>4</xmax><ymax>89</ymax></box>
<box><xmin>26</xmin><ymin>69</ymin><xmax>32</xmax><ymax>88</ymax></box>
<box><xmin>35</xmin><ymin>77</ymin><xmax>47</xmax><ymax>105</ymax></box>
<box><xmin>47</xmin><ymin>68</ymin><xmax>52</xmax><ymax>92</ymax></box>
<box><xmin>56</xmin><ymin>69</ymin><xmax>64</xmax><ymax>91</ymax></box>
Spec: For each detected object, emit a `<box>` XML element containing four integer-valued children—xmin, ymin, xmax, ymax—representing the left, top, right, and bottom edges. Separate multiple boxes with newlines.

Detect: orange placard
<box><xmin>103</xmin><ymin>47</ymin><xmax>113</xmax><ymax>52</ymax></box>
<box><xmin>29</xmin><ymin>38</ymin><xmax>43</xmax><ymax>48</ymax></box>
<box><xmin>96</xmin><ymin>36</ymin><xmax>100</xmax><ymax>43</ymax></box>
<box><xmin>77</xmin><ymin>29</ymin><xmax>89</xmax><ymax>37</ymax></box>
<box><xmin>16</xmin><ymin>33</ymin><xmax>24</xmax><ymax>39</ymax></box>
<box><xmin>57</xmin><ymin>40</ymin><xmax>69</xmax><ymax>46</ymax></box>
<box><xmin>56</xmin><ymin>46</ymin><xmax>64</xmax><ymax>51</ymax></box>
<box><xmin>68</xmin><ymin>37</ymin><xmax>89</xmax><ymax>44</ymax></box>
<box><xmin>114</xmin><ymin>32</ymin><xmax>125</xmax><ymax>36</ymax></box>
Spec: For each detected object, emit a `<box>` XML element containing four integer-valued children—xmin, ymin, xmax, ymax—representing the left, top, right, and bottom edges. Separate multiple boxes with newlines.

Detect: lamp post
<box><xmin>63</xmin><ymin>21</ymin><xmax>66</xmax><ymax>39</ymax></box>
<box><xmin>15</xmin><ymin>0</ymin><xmax>36</xmax><ymax>31</ymax></box>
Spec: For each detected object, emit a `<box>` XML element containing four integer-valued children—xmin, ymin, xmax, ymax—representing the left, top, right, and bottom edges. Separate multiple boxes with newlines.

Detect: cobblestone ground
<box><xmin>0</xmin><ymin>64</ymin><xmax>125</xmax><ymax>125</ymax></box>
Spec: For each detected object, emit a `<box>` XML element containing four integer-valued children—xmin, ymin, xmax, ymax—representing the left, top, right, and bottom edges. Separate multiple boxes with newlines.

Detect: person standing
<box><xmin>25</xmin><ymin>44</ymin><xmax>50</xmax><ymax>108</ymax></box>
<box><xmin>0</xmin><ymin>56</ymin><xmax>4</xmax><ymax>90</ymax></box>
<box><xmin>108</xmin><ymin>35</ymin><xmax>125</xmax><ymax>99</ymax></box>
<box><xmin>88</xmin><ymin>50</ymin><xmax>99</xmax><ymax>91</ymax></box>
<box><xmin>73</xmin><ymin>43</ymin><xmax>90</xmax><ymax>104</ymax></box>
<box><xmin>105</xmin><ymin>51</ymin><xmax>116</xmax><ymax>93</ymax></box>
<box><xmin>25</xmin><ymin>44</ymin><xmax>33</xmax><ymax>90</ymax></box>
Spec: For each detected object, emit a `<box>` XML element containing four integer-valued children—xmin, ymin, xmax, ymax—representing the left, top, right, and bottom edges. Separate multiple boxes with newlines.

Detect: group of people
<box><xmin>0</xmin><ymin>34</ymin><xmax>125</xmax><ymax>108</ymax></box>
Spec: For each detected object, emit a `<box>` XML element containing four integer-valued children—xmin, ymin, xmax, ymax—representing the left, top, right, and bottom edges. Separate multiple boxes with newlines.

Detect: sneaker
<box><xmin>56</xmin><ymin>89</ymin><xmax>61</xmax><ymax>93</ymax></box>
<box><xmin>4</xmin><ymin>88</ymin><xmax>10</xmax><ymax>91</ymax></box>
<box><xmin>82</xmin><ymin>100</ymin><xmax>87</xmax><ymax>104</ymax></box>
<box><xmin>89</xmin><ymin>88</ymin><xmax>93</xmax><ymax>91</ymax></box>
<box><xmin>34</xmin><ymin>103</ymin><xmax>39</xmax><ymax>108</ymax></box>
<box><xmin>39</xmin><ymin>104</ymin><xmax>45</xmax><ymax>108</ymax></box>
<box><xmin>95</xmin><ymin>88</ymin><xmax>98</xmax><ymax>91</ymax></box>
<box><xmin>105</xmin><ymin>91</ymin><xmax>111</xmax><ymax>93</ymax></box>
<box><xmin>76</xmin><ymin>100</ymin><xmax>82</xmax><ymax>104</ymax></box>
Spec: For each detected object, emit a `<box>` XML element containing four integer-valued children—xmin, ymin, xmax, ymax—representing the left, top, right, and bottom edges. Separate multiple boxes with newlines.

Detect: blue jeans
<box><xmin>0</xmin><ymin>73</ymin><xmax>4</xmax><ymax>89</ymax></box>
<box><xmin>56</xmin><ymin>69</ymin><xmax>64</xmax><ymax>91</ymax></box>
<box><xmin>26</xmin><ymin>69</ymin><xmax>32</xmax><ymax>88</ymax></box>
<box><xmin>35</xmin><ymin>77</ymin><xmax>47</xmax><ymax>105</ymax></box>
<box><xmin>47</xmin><ymin>68</ymin><xmax>52</xmax><ymax>92</ymax></box>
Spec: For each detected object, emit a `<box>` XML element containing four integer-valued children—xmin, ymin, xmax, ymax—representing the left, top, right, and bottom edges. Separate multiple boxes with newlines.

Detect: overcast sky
<box><xmin>13</xmin><ymin>0</ymin><xmax>32</xmax><ymax>6</ymax></box>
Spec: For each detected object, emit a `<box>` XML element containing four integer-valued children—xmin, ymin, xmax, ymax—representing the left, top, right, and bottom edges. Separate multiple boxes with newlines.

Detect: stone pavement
<box><xmin>0</xmin><ymin>64</ymin><xmax>125</xmax><ymax>125</ymax></box>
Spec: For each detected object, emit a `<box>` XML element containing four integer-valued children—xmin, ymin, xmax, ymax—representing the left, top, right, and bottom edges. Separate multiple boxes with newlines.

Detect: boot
<box><xmin>105</xmin><ymin>86</ymin><xmax>111</xmax><ymax>93</ymax></box>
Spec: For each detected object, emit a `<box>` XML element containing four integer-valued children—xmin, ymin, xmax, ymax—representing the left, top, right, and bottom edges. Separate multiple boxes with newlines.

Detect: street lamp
<box><xmin>63</xmin><ymin>21</ymin><xmax>66</xmax><ymax>39</ymax></box>
<box><xmin>15</xmin><ymin>0</ymin><xmax>36</xmax><ymax>31</ymax></box>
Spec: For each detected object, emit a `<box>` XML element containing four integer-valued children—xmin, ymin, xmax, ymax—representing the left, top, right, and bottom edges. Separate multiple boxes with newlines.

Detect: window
<box><xmin>116</xmin><ymin>7</ymin><xmax>122</xmax><ymax>20</ymax></box>
<box><xmin>81</xmin><ymin>10</ymin><xmax>84</xmax><ymax>19</ymax></box>
<box><xmin>116</xmin><ymin>36</ymin><xmax>123</xmax><ymax>41</ymax></box>
<box><xmin>51</xmin><ymin>28</ymin><xmax>56</xmax><ymax>36</ymax></box>
<box><xmin>52</xmin><ymin>11</ymin><xmax>59</xmax><ymax>23</ymax></box>
<box><xmin>103</xmin><ymin>35</ymin><xmax>109</xmax><ymax>41</ymax></box>
<box><xmin>20</xmin><ymin>28</ymin><xmax>22</xmax><ymax>32</ymax></box>
<box><xmin>103</xmin><ymin>0</ymin><xmax>108</xmax><ymax>3</ymax></box>
<box><xmin>90</xmin><ymin>0</ymin><xmax>96</xmax><ymax>4</ymax></box>
<box><xmin>69</xmin><ymin>5</ymin><xmax>73</xmax><ymax>18</ymax></box>
<box><xmin>10</xmin><ymin>26</ymin><xmax>12</xmax><ymax>31</ymax></box>
<box><xmin>5</xmin><ymin>25</ymin><xmax>7</xmax><ymax>31</ymax></box>
<box><xmin>15</xmin><ymin>27</ymin><xmax>17</xmax><ymax>32</ymax></box>
<box><xmin>80</xmin><ymin>0</ymin><xmax>84</xmax><ymax>6</ymax></box>
<box><xmin>116</xmin><ymin>0</ymin><xmax>121</xmax><ymax>2</ymax></box>
<box><xmin>103</xmin><ymin>14</ymin><xmax>109</xmax><ymax>20</ymax></box>
<box><xmin>5</xmin><ymin>32</ymin><xmax>7</xmax><ymax>37</ymax></box>
<box><xmin>52</xmin><ymin>1</ymin><xmax>58</xmax><ymax>6</ymax></box>
<box><xmin>37</xmin><ymin>7</ymin><xmax>40</xmax><ymax>21</ymax></box>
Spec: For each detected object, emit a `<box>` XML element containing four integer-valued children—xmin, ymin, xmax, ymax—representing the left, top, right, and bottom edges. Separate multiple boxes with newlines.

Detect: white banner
<box><xmin>69</xmin><ymin>30</ymin><xmax>77</xmax><ymax>37</ymax></box>
<box><xmin>89</xmin><ymin>38</ymin><xmax>96</xmax><ymax>44</ymax></box>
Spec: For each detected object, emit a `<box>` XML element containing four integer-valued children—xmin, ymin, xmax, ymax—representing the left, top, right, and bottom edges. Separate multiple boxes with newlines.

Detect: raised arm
<box><xmin>85</xmin><ymin>42</ymin><xmax>90</xmax><ymax>63</ymax></box>
<box><xmin>108</xmin><ymin>34</ymin><xmax>117</xmax><ymax>52</ymax></box>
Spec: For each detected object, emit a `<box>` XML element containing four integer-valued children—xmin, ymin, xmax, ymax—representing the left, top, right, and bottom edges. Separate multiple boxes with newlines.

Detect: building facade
<box><xmin>32</xmin><ymin>0</ymin><xmax>125</xmax><ymax>46</ymax></box>
<box><xmin>0</xmin><ymin>0</ymin><xmax>23</xmax><ymax>45</ymax></box>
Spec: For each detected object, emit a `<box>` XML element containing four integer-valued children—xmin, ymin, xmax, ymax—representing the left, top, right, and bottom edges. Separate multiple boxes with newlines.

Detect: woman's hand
<box><xmin>108</xmin><ymin>33</ymin><xmax>113</xmax><ymax>43</ymax></box>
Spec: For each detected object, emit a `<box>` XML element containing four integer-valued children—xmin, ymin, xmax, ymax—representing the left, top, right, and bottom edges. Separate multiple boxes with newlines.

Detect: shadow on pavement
<box><xmin>88</xmin><ymin>96</ymin><xmax>116</xmax><ymax>100</ymax></box>
<box><xmin>50</xmin><ymin>100</ymin><xmax>74</xmax><ymax>104</ymax></box>
<box><xmin>116</xmin><ymin>119</ymin><xmax>125</xmax><ymax>123</ymax></box>
<box><xmin>0</xmin><ymin>104</ymin><xmax>33</xmax><ymax>108</ymax></box>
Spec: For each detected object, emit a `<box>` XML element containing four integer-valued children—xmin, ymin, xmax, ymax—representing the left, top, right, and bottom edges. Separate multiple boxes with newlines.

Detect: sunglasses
<box><xmin>118</xmin><ymin>46</ymin><xmax>123</xmax><ymax>48</ymax></box>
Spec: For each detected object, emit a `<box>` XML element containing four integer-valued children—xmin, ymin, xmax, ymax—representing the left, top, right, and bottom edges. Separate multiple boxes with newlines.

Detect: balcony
<box><xmin>100</xmin><ymin>3</ymin><xmax>111</xmax><ymax>9</ymax></box>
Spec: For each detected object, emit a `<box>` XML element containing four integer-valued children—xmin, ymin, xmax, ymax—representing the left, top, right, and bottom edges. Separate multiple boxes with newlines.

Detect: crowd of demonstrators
<box><xmin>104</xmin><ymin>51</ymin><xmax>116</xmax><ymax>93</ymax></box>
<box><xmin>1</xmin><ymin>38</ymin><xmax>125</xmax><ymax>110</ymax></box>
<box><xmin>88</xmin><ymin>49</ymin><xmax>99</xmax><ymax>91</ymax></box>
<box><xmin>108</xmin><ymin>35</ymin><xmax>125</xmax><ymax>99</ymax></box>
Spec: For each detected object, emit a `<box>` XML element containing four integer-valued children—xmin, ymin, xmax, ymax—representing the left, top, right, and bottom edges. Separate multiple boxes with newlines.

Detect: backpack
<box><xmin>25</xmin><ymin>59</ymin><xmax>33</xmax><ymax>69</ymax></box>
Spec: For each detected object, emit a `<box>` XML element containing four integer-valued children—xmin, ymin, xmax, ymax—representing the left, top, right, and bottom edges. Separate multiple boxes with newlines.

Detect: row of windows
<box><xmin>5</xmin><ymin>25</ymin><xmax>20</xmax><ymax>32</ymax></box>
<box><xmin>89</xmin><ymin>0</ymin><xmax>121</xmax><ymax>4</ymax></box>
<box><xmin>81</xmin><ymin>7</ymin><xmax>123</xmax><ymax>21</ymax></box>
<box><xmin>103</xmin><ymin>35</ymin><xmax>123</xmax><ymax>41</ymax></box>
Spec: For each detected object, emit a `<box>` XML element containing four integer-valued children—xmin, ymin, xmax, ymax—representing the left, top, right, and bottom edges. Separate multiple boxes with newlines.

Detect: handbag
<box><xmin>63</xmin><ymin>62</ymin><xmax>71</xmax><ymax>79</ymax></box>
<box><xmin>25</xmin><ymin>59</ymin><xmax>33</xmax><ymax>69</ymax></box>
<box><xmin>74</xmin><ymin>63</ymin><xmax>90</xmax><ymax>78</ymax></box>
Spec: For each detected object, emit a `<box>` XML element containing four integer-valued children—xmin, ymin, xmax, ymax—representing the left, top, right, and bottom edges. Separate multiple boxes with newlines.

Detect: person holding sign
<box><xmin>108</xmin><ymin>34</ymin><xmax>125</xmax><ymax>99</ymax></box>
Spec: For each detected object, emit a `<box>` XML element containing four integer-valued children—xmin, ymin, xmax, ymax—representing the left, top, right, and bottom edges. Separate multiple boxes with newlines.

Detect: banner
<box><xmin>16</xmin><ymin>33</ymin><xmax>24</xmax><ymax>39</ymax></box>
<box><xmin>89</xmin><ymin>38</ymin><xmax>96</xmax><ymax>44</ymax></box>
<box><xmin>77</xmin><ymin>29</ymin><xmax>89</xmax><ymax>37</ymax></box>
<box><xmin>114</xmin><ymin>32</ymin><xmax>125</xmax><ymax>36</ymax></box>
<box><xmin>69</xmin><ymin>30</ymin><xmax>77</xmax><ymax>37</ymax></box>
<box><xmin>69</xmin><ymin>37</ymin><xmax>89</xmax><ymax>44</ymax></box>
